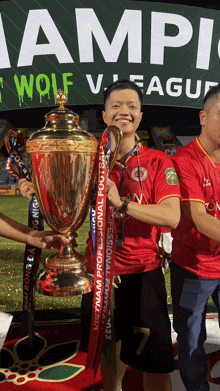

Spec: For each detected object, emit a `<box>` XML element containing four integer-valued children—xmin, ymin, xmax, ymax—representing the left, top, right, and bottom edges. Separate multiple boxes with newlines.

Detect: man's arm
<box><xmin>181</xmin><ymin>201</ymin><xmax>220</xmax><ymax>243</ymax></box>
<box><xmin>107</xmin><ymin>178</ymin><xmax>180</xmax><ymax>229</ymax></box>
<box><xmin>0</xmin><ymin>212</ymin><xmax>69</xmax><ymax>249</ymax></box>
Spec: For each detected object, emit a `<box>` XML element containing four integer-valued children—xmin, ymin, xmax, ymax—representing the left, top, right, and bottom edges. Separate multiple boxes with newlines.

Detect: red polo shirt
<box><xmin>86</xmin><ymin>144</ymin><xmax>180</xmax><ymax>275</ymax></box>
<box><xmin>172</xmin><ymin>138</ymin><xmax>220</xmax><ymax>279</ymax></box>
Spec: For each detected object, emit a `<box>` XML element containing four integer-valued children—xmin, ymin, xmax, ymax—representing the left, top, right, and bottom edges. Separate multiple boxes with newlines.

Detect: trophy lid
<box><xmin>43</xmin><ymin>89</ymin><xmax>79</xmax><ymax>131</ymax></box>
<box><xmin>26</xmin><ymin>88</ymin><xmax>98</xmax><ymax>151</ymax></box>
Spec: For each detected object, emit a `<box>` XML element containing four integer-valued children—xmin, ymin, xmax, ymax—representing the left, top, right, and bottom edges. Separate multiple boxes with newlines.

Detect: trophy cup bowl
<box><xmin>26</xmin><ymin>90</ymin><xmax>99</xmax><ymax>297</ymax></box>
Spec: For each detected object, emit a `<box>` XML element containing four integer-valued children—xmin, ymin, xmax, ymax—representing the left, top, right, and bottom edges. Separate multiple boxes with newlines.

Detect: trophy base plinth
<box><xmin>36</xmin><ymin>252</ymin><xmax>94</xmax><ymax>297</ymax></box>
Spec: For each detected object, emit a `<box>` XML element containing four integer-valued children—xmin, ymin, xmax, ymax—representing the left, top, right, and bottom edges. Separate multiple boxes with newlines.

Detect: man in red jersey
<box><xmin>19</xmin><ymin>80</ymin><xmax>181</xmax><ymax>391</ymax></box>
<box><xmin>81</xmin><ymin>80</ymin><xmax>180</xmax><ymax>391</ymax></box>
<box><xmin>171</xmin><ymin>84</ymin><xmax>220</xmax><ymax>391</ymax></box>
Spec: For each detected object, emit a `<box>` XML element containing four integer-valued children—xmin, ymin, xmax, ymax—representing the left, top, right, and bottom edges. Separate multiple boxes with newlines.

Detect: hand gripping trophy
<box><xmin>25</xmin><ymin>89</ymin><xmax>122</xmax><ymax>297</ymax></box>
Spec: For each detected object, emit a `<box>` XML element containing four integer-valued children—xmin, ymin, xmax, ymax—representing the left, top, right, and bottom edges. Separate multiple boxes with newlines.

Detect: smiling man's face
<box><xmin>102</xmin><ymin>89</ymin><xmax>143</xmax><ymax>137</ymax></box>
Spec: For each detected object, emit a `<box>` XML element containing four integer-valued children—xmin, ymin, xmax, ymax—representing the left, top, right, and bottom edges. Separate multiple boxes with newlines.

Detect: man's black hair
<box><xmin>103</xmin><ymin>79</ymin><xmax>143</xmax><ymax>108</ymax></box>
<box><xmin>203</xmin><ymin>83</ymin><xmax>220</xmax><ymax>108</ymax></box>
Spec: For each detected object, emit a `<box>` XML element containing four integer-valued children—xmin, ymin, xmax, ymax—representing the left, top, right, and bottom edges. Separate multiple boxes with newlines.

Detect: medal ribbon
<box><xmin>5</xmin><ymin>136</ymin><xmax>43</xmax><ymax>341</ymax></box>
<box><xmin>6</xmin><ymin>143</ymin><xmax>31</xmax><ymax>182</ymax></box>
<box><xmin>22</xmin><ymin>195</ymin><xmax>43</xmax><ymax>340</ymax></box>
<box><xmin>118</xmin><ymin>142</ymin><xmax>138</xmax><ymax>194</ymax></box>
<box><xmin>86</xmin><ymin>131</ymin><xmax>116</xmax><ymax>374</ymax></box>
<box><xmin>90</xmin><ymin>129</ymin><xmax>111</xmax><ymax>255</ymax></box>
<box><xmin>93</xmin><ymin>206</ymin><xmax>115</xmax><ymax>373</ymax></box>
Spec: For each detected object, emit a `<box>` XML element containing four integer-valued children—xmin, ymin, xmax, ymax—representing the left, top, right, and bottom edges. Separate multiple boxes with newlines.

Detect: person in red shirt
<box><xmin>82</xmin><ymin>80</ymin><xmax>180</xmax><ymax>391</ymax></box>
<box><xmin>19</xmin><ymin>80</ymin><xmax>181</xmax><ymax>391</ymax></box>
<box><xmin>171</xmin><ymin>83</ymin><xmax>220</xmax><ymax>391</ymax></box>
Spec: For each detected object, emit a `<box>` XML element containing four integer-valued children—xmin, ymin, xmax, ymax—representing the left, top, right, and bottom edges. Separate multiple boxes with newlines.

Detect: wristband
<box><xmin>118</xmin><ymin>197</ymin><xmax>131</xmax><ymax>213</ymax></box>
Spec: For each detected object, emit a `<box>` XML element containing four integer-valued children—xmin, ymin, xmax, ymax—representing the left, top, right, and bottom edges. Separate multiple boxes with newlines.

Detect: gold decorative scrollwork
<box><xmin>26</xmin><ymin>139</ymin><xmax>98</xmax><ymax>153</ymax></box>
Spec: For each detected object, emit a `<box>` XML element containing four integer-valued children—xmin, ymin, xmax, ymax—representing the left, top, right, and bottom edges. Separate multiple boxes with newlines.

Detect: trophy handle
<box><xmin>106</xmin><ymin>125</ymin><xmax>123</xmax><ymax>174</ymax></box>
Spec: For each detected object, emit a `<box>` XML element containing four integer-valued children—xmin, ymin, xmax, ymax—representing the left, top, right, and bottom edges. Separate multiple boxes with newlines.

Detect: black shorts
<box><xmin>81</xmin><ymin>268</ymin><xmax>175</xmax><ymax>374</ymax></box>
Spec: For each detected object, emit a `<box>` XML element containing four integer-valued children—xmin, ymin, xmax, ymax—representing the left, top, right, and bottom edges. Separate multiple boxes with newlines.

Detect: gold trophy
<box><xmin>26</xmin><ymin>89</ymin><xmax>122</xmax><ymax>297</ymax></box>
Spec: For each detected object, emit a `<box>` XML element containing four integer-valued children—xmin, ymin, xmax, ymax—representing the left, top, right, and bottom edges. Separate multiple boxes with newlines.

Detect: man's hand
<box><xmin>28</xmin><ymin>230</ymin><xmax>70</xmax><ymax>250</ymax></box>
<box><xmin>107</xmin><ymin>178</ymin><xmax>123</xmax><ymax>209</ymax></box>
<box><xmin>19</xmin><ymin>178</ymin><xmax>35</xmax><ymax>201</ymax></box>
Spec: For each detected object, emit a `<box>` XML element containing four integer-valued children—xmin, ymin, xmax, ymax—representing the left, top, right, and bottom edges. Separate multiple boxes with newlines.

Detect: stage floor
<box><xmin>0</xmin><ymin>313</ymin><xmax>220</xmax><ymax>390</ymax></box>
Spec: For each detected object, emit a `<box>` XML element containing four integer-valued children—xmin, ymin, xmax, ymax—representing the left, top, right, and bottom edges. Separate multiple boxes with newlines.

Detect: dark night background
<box><xmin>0</xmin><ymin>0</ymin><xmax>219</xmax><ymax>148</ymax></box>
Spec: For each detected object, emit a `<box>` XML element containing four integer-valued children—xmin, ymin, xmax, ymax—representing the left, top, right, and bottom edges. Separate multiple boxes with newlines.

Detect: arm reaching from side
<box><xmin>0</xmin><ymin>212</ymin><xmax>69</xmax><ymax>249</ymax></box>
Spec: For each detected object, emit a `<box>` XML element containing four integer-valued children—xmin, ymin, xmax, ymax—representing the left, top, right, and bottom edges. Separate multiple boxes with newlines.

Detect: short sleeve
<box><xmin>171</xmin><ymin>153</ymin><xmax>205</xmax><ymax>204</ymax></box>
<box><xmin>154</xmin><ymin>152</ymin><xmax>180</xmax><ymax>204</ymax></box>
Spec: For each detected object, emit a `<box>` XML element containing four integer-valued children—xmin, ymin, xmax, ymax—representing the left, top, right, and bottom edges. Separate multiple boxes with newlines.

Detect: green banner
<box><xmin>0</xmin><ymin>0</ymin><xmax>220</xmax><ymax>110</ymax></box>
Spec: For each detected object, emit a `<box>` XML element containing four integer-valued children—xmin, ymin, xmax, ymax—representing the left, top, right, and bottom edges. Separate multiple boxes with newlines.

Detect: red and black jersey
<box><xmin>172</xmin><ymin>137</ymin><xmax>220</xmax><ymax>279</ymax></box>
<box><xmin>86</xmin><ymin>144</ymin><xmax>180</xmax><ymax>276</ymax></box>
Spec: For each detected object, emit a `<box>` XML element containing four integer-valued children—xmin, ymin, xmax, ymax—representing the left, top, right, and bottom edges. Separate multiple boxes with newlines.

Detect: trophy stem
<box><xmin>57</xmin><ymin>232</ymin><xmax>79</xmax><ymax>257</ymax></box>
<box><xmin>36</xmin><ymin>233</ymin><xmax>94</xmax><ymax>297</ymax></box>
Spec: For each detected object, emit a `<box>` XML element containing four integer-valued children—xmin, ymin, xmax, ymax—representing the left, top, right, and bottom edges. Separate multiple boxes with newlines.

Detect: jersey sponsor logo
<box><xmin>205</xmin><ymin>199</ymin><xmax>220</xmax><ymax>213</ymax></box>
<box><xmin>112</xmin><ymin>193</ymin><xmax>146</xmax><ymax>221</ymax></box>
<box><xmin>131</xmin><ymin>167</ymin><xmax>147</xmax><ymax>182</ymax></box>
<box><xmin>165</xmin><ymin>168</ymin><xmax>179</xmax><ymax>185</ymax></box>
<box><xmin>203</xmin><ymin>177</ymin><xmax>211</xmax><ymax>187</ymax></box>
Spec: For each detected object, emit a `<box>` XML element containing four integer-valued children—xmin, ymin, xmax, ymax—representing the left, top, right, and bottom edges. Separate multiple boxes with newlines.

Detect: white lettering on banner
<box><xmin>166</xmin><ymin>78</ymin><xmax>182</xmax><ymax>97</ymax></box>
<box><xmin>0</xmin><ymin>14</ymin><xmax>10</xmax><ymax>69</ymax></box>
<box><xmin>0</xmin><ymin>7</ymin><xmax>218</xmax><ymax>73</ymax></box>
<box><xmin>186</xmin><ymin>79</ymin><xmax>202</xmax><ymax>99</ymax></box>
<box><xmin>17</xmin><ymin>9</ymin><xmax>74</xmax><ymax>67</ymax></box>
<box><xmin>86</xmin><ymin>74</ymin><xmax>103</xmax><ymax>94</ymax></box>
<box><xmin>146</xmin><ymin>76</ymin><xmax>164</xmax><ymax>95</ymax></box>
<box><xmin>150</xmin><ymin>12</ymin><xmax>193</xmax><ymax>65</ymax></box>
<box><xmin>121</xmin><ymin>76</ymin><xmax>219</xmax><ymax>100</ymax></box>
<box><xmin>164</xmin><ymin>78</ymin><xmax>202</xmax><ymax>98</ymax></box>
<box><xmin>130</xmin><ymin>75</ymin><xmax>144</xmax><ymax>90</ymax></box>
<box><xmin>204</xmin><ymin>81</ymin><xmax>219</xmax><ymax>96</ymax></box>
<box><xmin>76</xmin><ymin>9</ymin><xmax>142</xmax><ymax>63</ymax></box>
<box><xmin>196</xmin><ymin>18</ymin><xmax>214</xmax><ymax>70</ymax></box>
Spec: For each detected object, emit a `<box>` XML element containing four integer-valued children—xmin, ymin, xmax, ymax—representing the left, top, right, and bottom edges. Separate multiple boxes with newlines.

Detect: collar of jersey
<box><xmin>196</xmin><ymin>137</ymin><xmax>216</xmax><ymax>168</ymax></box>
<box><xmin>114</xmin><ymin>142</ymin><xmax>142</xmax><ymax>166</ymax></box>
